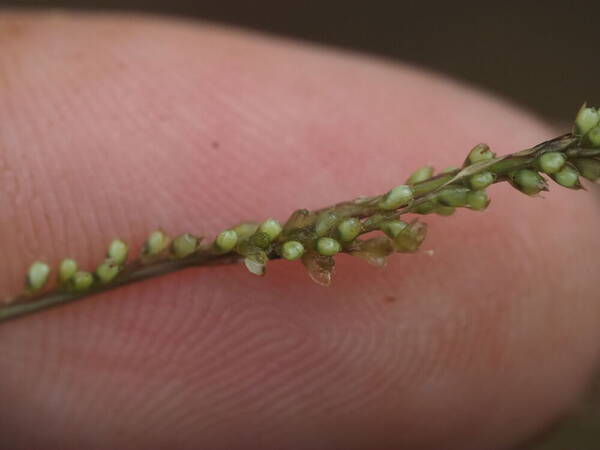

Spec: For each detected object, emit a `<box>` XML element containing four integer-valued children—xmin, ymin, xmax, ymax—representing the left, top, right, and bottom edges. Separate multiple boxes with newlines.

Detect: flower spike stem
<box><xmin>2</xmin><ymin>104</ymin><xmax>600</xmax><ymax>323</ymax></box>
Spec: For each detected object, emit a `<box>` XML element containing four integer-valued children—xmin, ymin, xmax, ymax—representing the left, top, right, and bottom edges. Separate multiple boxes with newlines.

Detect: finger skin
<box><xmin>0</xmin><ymin>12</ymin><xmax>599</xmax><ymax>450</ymax></box>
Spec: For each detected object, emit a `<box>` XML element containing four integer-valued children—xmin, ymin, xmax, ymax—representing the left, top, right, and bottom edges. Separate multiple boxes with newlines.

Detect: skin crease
<box><xmin>0</xmin><ymin>11</ymin><xmax>599</xmax><ymax>450</ymax></box>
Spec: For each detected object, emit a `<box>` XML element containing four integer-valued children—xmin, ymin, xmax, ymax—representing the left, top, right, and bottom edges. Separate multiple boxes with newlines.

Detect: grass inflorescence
<box><xmin>3</xmin><ymin>104</ymin><xmax>600</xmax><ymax>323</ymax></box>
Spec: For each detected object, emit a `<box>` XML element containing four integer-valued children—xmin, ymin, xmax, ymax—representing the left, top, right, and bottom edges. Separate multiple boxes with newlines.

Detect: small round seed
<box><xmin>575</xmin><ymin>105</ymin><xmax>600</xmax><ymax>135</ymax></box>
<box><xmin>469</xmin><ymin>172</ymin><xmax>494</xmax><ymax>190</ymax></box>
<box><xmin>96</xmin><ymin>261</ymin><xmax>120</xmax><ymax>284</ymax></box>
<box><xmin>538</xmin><ymin>152</ymin><xmax>567</xmax><ymax>174</ymax></box>
<box><xmin>552</xmin><ymin>165</ymin><xmax>580</xmax><ymax>188</ymax></box>
<box><xmin>512</xmin><ymin>169</ymin><xmax>546</xmax><ymax>195</ymax></box>
<box><xmin>466</xmin><ymin>190</ymin><xmax>489</xmax><ymax>211</ymax></box>
<box><xmin>107</xmin><ymin>239</ymin><xmax>128</xmax><ymax>265</ymax></box>
<box><xmin>26</xmin><ymin>261</ymin><xmax>50</xmax><ymax>292</ymax></box>
<box><xmin>316</xmin><ymin>237</ymin><xmax>342</xmax><ymax>256</ymax></box>
<box><xmin>467</xmin><ymin>143</ymin><xmax>495</xmax><ymax>164</ymax></box>
<box><xmin>281</xmin><ymin>241</ymin><xmax>305</xmax><ymax>261</ymax></box>
<box><xmin>58</xmin><ymin>258</ymin><xmax>78</xmax><ymax>283</ymax></box>
<box><xmin>259</xmin><ymin>219</ymin><xmax>283</xmax><ymax>241</ymax></box>
<box><xmin>337</xmin><ymin>218</ymin><xmax>362</xmax><ymax>242</ymax></box>
<box><xmin>172</xmin><ymin>234</ymin><xmax>199</xmax><ymax>258</ymax></box>
<box><xmin>72</xmin><ymin>271</ymin><xmax>93</xmax><ymax>291</ymax></box>
<box><xmin>215</xmin><ymin>230</ymin><xmax>238</xmax><ymax>252</ymax></box>
<box><xmin>143</xmin><ymin>230</ymin><xmax>170</xmax><ymax>256</ymax></box>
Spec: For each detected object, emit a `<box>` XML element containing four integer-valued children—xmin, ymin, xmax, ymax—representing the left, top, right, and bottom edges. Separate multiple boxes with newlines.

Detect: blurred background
<box><xmin>2</xmin><ymin>1</ymin><xmax>599</xmax><ymax>448</ymax></box>
<box><xmin>3</xmin><ymin>1</ymin><xmax>600</xmax><ymax>123</ymax></box>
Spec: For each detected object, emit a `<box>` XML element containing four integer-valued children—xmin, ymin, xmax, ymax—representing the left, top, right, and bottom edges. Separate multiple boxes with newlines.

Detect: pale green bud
<box><xmin>281</xmin><ymin>241</ymin><xmax>305</xmax><ymax>261</ymax></box>
<box><xmin>573</xmin><ymin>158</ymin><xmax>600</xmax><ymax>182</ymax></box>
<box><xmin>552</xmin><ymin>165</ymin><xmax>581</xmax><ymax>189</ymax></box>
<box><xmin>378</xmin><ymin>185</ymin><xmax>413</xmax><ymax>210</ymax></box>
<box><xmin>406</xmin><ymin>166</ymin><xmax>434</xmax><ymax>184</ymax></box>
<box><xmin>437</xmin><ymin>186</ymin><xmax>469</xmax><ymax>207</ymax></box>
<box><xmin>316</xmin><ymin>237</ymin><xmax>342</xmax><ymax>256</ymax></box>
<box><xmin>315</xmin><ymin>211</ymin><xmax>339</xmax><ymax>236</ymax></box>
<box><xmin>143</xmin><ymin>230</ymin><xmax>170</xmax><ymax>256</ymax></box>
<box><xmin>337</xmin><ymin>218</ymin><xmax>362</xmax><ymax>242</ymax></box>
<box><xmin>466</xmin><ymin>190</ymin><xmax>489</xmax><ymax>211</ymax></box>
<box><xmin>469</xmin><ymin>172</ymin><xmax>494</xmax><ymax>190</ymax></box>
<box><xmin>587</xmin><ymin>126</ymin><xmax>600</xmax><ymax>148</ymax></box>
<box><xmin>379</xmin><ymin>220</ymin><xmax>408</xmax><ymax>238</ymax></box>
<box><xmin>172</xmin><ymin>233</ymin><xmax>199</xmax><ymax>258</ymax></box>
<box><xmin>71</xmin><ymin>271</ymin><xmax>93</xmax><ymax>291</ymax></box>
<box><xmin>259</xmin><ymin>219</ymin><xmax>282</xmax><ymax>241</ymax></box>
<box><xmin>26</xmin><ymin>261</ymin><xmax>50</xmax><ymax>292</ymax></box>
<box><xmin>574</xmin><ymin>105</ymin><xmax>600</xmax><ymax>135</ymax></box>
<box><xmin>96</xmin><ymin>261</ymin><xmax>120</xmax><ymax>284</ymax></box>
<box><xmin>58</xmin><ymin>258</ymin><xmax>78</xmax><ymax>283</ymax></box>
<box><xmin>214</xmin><ymin>230</ymin><xmax>238</xmax><ymax>252</ymax></box>
<box><xmin>538</xmin><ymin>152</ymin><xmax>567</xmax><ymax>174</ymax></box>
<box><xmin>107</xmin><ymin>239</ymin><xmax>128</xmax><ymax>265</ymax></box>
<box><xmin>467</xmin><ymin>143</ymin><xmax>495</xmax><ymax>164</ymax></box>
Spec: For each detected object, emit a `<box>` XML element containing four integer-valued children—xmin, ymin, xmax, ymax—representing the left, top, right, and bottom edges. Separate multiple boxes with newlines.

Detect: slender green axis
<box><xmin>3</xmin><ymin>104</ymin><xmax>600</xmax><ymax>323</ymax></box>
